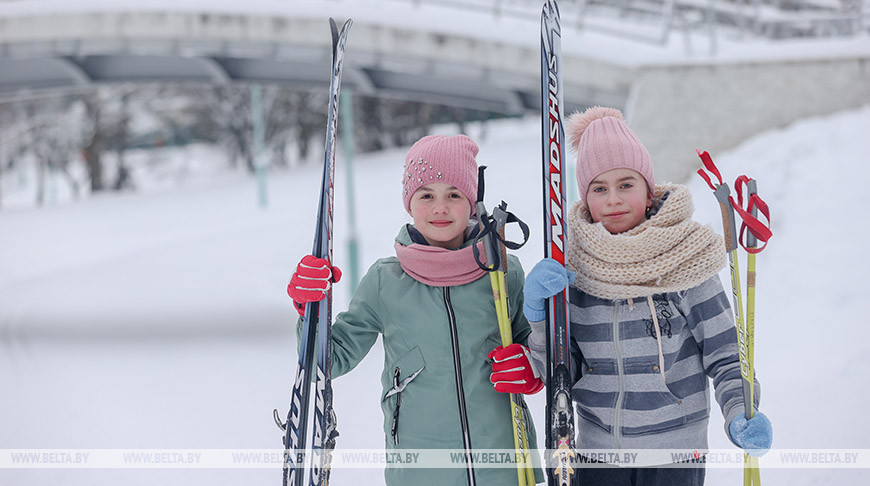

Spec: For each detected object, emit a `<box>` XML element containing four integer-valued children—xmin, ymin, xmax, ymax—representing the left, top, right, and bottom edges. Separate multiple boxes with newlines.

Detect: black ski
<box><xmin>274</xmin><ymin>17</ymin><xmax>352</xmax><ymax>486</ymax></box>
<box><xmin>310</xmin><ymin>17</ymin><xmax>351</xmax><ymax>486</ymax></box>
<box><xmin>540</xmin><ymin>2</ymin><xmax>578</xmax><ymax>485</ymax></box>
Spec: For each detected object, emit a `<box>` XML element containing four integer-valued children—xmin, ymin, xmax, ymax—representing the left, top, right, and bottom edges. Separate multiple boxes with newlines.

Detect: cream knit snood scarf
<box><xmin>566</xmin><ymin>184</ymin><xmax>726</xmax><ymax>301</ymax></box>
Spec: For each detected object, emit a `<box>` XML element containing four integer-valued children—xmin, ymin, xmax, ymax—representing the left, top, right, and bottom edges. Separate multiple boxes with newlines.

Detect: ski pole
<box><xmin>698</xmin><ymin>152</ymin><xmax>772</xmax><ymax>486</ymax></box>
<box><xmin>474</xmin><ymin>166</ymin><xmax>535</xmax><ymax>486</ymax></box>
<box><xmin>735</xmin><ymin>175</ymin><xmax>771</xmax><ymax>486</ymax></box>
<box><xmin>700</xmin><ymin>154</ymin><xmax>751</xmax><ymax>485</ymax></box>
<box><xmin>744</xmin><ymin>179</ymin><xmax>760</xmax><ymax>486</ymax></box>
<box><xmin>492</xmin><ymin>203</ymin><xmax>536</xmax><ymax>486</ymax></box>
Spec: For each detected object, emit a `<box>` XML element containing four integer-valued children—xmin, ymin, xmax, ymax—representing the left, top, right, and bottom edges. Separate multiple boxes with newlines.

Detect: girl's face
<box><xmin>408</xmin><ymin>182</ymin><xmax>471</xmax><ymax>249</ymax></box>
<box><xmin>585</xmin><ymin>168</ymin><xmax>652</xmax><ymax>234</ymax></box>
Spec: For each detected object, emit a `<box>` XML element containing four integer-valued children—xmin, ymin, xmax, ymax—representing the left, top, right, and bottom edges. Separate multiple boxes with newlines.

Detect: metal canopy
<box><xmin>0</xmin><ymin>11</ymin><xmax>629</xmax><ymax>113</ymax></box>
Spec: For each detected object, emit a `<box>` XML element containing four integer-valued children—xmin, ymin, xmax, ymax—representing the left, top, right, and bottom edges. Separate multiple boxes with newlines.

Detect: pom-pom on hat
<box><xmin>402</xmin><ymin>134</ymin><xmax>479</xmax><ymax>215</ymax></box>
<box><xmin>566</xmin><ymin>106</ymin><xmax>654</xmax><ymax>200</ymax></box>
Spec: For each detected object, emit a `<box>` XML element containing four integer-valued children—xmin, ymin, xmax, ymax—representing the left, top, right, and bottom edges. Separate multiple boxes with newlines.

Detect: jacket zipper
<box><xmin>613</xmin><ymin>302</ymin><xmax>624</xmax><ymax>449</ymax></box>
<box><xmin>443</xmin><ymin>287</ymin><xmax>476</xmax><ymax>486</ymax></box>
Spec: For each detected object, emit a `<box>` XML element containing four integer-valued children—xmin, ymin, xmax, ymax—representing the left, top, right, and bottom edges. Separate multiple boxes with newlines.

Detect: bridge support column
<box><xmin>251</xmin><ymin>84</ymin><xmax>268</xmax><ymax>209</ymax></box>
<box><xmin>341</xmin><ymin>89</ymin><xmax>361</xmax><ymax>294</ymax></box>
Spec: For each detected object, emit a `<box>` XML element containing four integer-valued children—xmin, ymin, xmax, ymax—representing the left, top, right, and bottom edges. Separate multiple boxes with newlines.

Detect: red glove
<box><xmin>488</xmin><ymin>343</ymin><xmax>544</xmax><ymax>395</ymax></box>
<box><xmin>287</xmin><ymin>255</ymin><xmax>342</xmax><ymax>317</ymax></box>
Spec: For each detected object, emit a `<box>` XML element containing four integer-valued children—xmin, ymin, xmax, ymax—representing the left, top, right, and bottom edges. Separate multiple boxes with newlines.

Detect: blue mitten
<box><xmin>523</xmin><ymin>258</ymin><xmax>576</xmax><ymax>322</ymax></box>
<box><xmin>729</xmin><ymin>412</ymin><xmax>772</xmax><ymax>457</ymax></box>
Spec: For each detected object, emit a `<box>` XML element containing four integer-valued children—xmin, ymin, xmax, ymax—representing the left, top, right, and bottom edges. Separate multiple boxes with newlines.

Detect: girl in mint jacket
<box><xmin>288</xmin><ymin>135</ymin><xmax>544</xmax><ymax>486</ymax></box>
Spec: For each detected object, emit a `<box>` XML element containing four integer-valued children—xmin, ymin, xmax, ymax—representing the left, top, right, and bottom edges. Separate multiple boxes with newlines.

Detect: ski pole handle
<box><xmin>493</xmin><ymin>203</ymin><xmax>510</xmax><ymax>273</ymax></box>
<box><xmin>734</xmin><ymin>175</ymin><xmax>772</xmax><ymax>253</ymax></box>
<box><xmin>714</xmin><ymin>184</ymin><xmax>738</xmax><ymax>252</ymax></box>
<box><xmin>745</xmin><ymin>179</ymin><xmax>758</xmax><ymax>249</ymax></box>
<box><xmin>697</xmin><ymin>150</ymin><xmax>742</xmax><ymax>252</ymax></box>
<box><xmin>474</xmin><ymin>166</ymin><xmax>498</xmax><ymax>270</ymax></box>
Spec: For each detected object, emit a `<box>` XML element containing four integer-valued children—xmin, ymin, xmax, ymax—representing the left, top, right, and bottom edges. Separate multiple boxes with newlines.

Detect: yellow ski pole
<box><xmin>474</xmin><ymin>169</ymin><xmax>535</xmax><ymax>486</ymax></box>
<box><xmin>495</xmin><ymin>208</ymin><xmax>536</xmax><ymax>486</ymax></box>
<box><xmin>743</xmin><ymin>179</ymin><xmax>762</xmax><ymax>485</ymax></box>
<box><xmin>714</xmin><ymin>179</ymin><xmax>757</xmax><ymax>486</ymax></box>
<box><xmin>735</xmin><ymin>172</ymin><xmax>773</xmax><ymax>485</ymax></box>
<box><xmin>697</xmin><ymin>152</ymin><xmax>757</xmax><ymax>486</ymax></box>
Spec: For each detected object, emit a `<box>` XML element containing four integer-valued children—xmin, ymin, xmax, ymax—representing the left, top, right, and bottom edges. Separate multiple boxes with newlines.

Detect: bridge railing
<box><xmin>389</xmin><ymin>0</ymin><xmax>869</xmax><ymax>54</ymax></box>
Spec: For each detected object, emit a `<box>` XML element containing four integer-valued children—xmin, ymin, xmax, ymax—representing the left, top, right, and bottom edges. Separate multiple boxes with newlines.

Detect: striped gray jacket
<box><xmin>528</xmin><ymin>275</ymin><xmax>760</xmax><ymax>465</ymax></box>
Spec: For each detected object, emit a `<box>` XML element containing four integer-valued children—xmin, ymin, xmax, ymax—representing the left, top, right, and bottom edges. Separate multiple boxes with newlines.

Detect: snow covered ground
<box><xmin>2</xmin><ymin>105</ymin><xmax>870</xmax><ymax>485</ymax></box>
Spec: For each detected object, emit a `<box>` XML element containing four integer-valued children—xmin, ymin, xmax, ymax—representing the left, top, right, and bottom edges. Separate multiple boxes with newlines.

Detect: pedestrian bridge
<box><xmin>0</xmin><ymin>3</ymin><xmax>634</xmax><ymax>113</ymax></box>
<box><xmin>1</xmin><ymin>1</ymin><xmax>867</xmax><ymax>182</ymax></box>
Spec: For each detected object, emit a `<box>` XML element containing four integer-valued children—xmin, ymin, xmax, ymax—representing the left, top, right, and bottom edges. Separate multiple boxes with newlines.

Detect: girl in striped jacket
<box><xmin>523</xmin><ymin>107</ymin><xmax>772</xmax><ymax>485</ymax></box>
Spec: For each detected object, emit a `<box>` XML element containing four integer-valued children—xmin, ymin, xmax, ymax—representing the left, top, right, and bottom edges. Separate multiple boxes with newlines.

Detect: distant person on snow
<box><xmin>287</xmin><ymin>134</ymin><xmax>544</xmax><ymax>485</ymax></box>
<box><xmin>523</xmin><ymin>106</ymin><xmax>773</xmax><ymax>485</ymax></box>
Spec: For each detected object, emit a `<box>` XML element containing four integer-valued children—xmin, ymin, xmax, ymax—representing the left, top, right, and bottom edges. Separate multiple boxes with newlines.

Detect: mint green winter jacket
<box><xmin>302</xmin><ymin>225</ymin><xmax>543</xmax><ymax>485</ymax></box>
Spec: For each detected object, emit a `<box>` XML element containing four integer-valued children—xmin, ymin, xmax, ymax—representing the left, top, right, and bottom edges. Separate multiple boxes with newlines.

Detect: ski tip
<box><xmin>541</xmin><ymin>1</ymin><xmax>562</xmax><ymax>35</ymax></box>
<box><xmin>328</xmin><ymin>17</ymin><xmax>353</xmax><ymax>33</ymax></box>
<box><xmin>329</xmin><ymin>17</ymin><xmax>339</xmax><ymax>41</ymax></box>
<box><xmin>542</xmin><ymin>0</ymin><xmax>561</xmax><ymax>18</ymax></box>
<box><xmin>328</xmin><ymin>17</ymin><xmax>353</xmax><ymax>52</ymax></box>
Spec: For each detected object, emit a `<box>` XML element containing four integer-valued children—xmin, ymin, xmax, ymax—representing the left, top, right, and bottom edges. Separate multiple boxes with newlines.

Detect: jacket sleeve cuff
<box><xmin>724</xmin><ymin>406</ymin><xmax>747</xmax><ymax>447</ymax></box>
<box><xmin>523</xmin><ymin>302</ymin><xmax>546</xmax><ymax>323</ymax></box>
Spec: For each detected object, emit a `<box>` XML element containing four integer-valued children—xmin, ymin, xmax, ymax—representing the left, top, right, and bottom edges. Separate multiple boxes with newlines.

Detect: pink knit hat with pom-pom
<box><xmin>566</xmin><ymin>106</ymin><xmax>654</xmax><ymax>200</ymax></box>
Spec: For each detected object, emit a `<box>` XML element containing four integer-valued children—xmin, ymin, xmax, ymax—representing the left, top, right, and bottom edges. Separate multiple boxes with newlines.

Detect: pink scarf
<box><xmin>394</xmin><ymin>241</ymin><xmax>487</xmax><ymax>287</ymax></box>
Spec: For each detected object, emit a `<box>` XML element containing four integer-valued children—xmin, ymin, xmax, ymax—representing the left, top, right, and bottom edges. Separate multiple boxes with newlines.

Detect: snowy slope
<box><xmin>1</xmin><ymin>105</ymin><xmax>869</xmax><ymax>485</ymax></box>
<box><xmin>687</xmin><ymin>104</ymin><xmax>870</xmax><ymax>485</ymax></box>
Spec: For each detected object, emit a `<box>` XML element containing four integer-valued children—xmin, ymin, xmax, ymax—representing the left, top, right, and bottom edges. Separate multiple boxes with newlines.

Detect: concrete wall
<box><xmin>628</xmin><ymin>57</ymin><xmax>870</xmax><ymax>184</ymax></box>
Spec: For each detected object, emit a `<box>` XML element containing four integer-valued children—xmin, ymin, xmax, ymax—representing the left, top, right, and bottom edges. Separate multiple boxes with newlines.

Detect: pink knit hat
<box><xmin>402</xmin><ymin>134</ymin><xmax>479</xmax><ymax>215</ymax></box>
<box><xmin>566</xmin><ymin>106</ymin><xmax>654</xmax><ymax>200</ymax></box>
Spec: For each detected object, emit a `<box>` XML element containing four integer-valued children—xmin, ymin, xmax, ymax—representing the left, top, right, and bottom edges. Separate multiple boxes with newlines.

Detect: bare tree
<box><xmin>0</xmin><ymin>103</ymin><xmax>11</xmax><ymax>209</ymax></box>
<box><xmin>199</xmin><ymin>83</ymin><xmax>256</xmax><ymax>172</ymax></box>
<box><xmin>112</xmin><ymin>89</ymin><xmax>134</xmax><ymax>191</ymax></box>
<box><xmin>0</xmin><ymin>94</ymin><xmax>86</xmax><ymax>206</ymax></box>
<box><xmin>260</xmin><ymin>86</ymin><xmax>327</xmax><ymax>166</ymax></box>
<box><xmin>80</xmin><ymin>92</ymin><xmax>107</xmax><ymax>192</ymax></box>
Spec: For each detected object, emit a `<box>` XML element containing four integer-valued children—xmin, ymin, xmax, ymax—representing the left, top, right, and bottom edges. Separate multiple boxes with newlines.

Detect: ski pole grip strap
<box><xmin>492</xmin><ymin>203</ymin><xmax>530</xmax><ymax>251</ymax></box>
<box><xmin>503</xmin><ymin>212</ymin><xmax>530</xmax><ymax>250</ymax></box>
<box><xmin>473</xmin><ymin>202</ymin><xmax>530</xmax><ymax>272</ymax></box>
<box><xmin>473</xmin><ymin>217</ymin><xmax>499</xmax><ymax>272</ymax></box>
<box><xmin>696</xmin><ymin>150</ymin><xmax>773</xmax><ymax>255</ymax></box>
<box><xmin>734</xmin><ymin>176</ymin><xmax>772</xmax><ymax>253</ymax></box>
<box><xmin>696</xmin><ymin>151</ymin><xmax>735</xmax><ymax>250</ymax></box>
<box><xmin>696</xmin><ymin>150</ymin><xmax>723</xmax><ymax>190</ymax></box>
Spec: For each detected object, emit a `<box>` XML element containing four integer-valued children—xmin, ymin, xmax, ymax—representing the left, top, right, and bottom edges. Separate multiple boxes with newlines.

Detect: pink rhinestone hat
<box><xmin>402</xmin><ymin>134</ymin><xmax>479</xmax><ymax>215</ymax></box>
